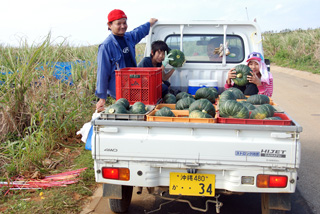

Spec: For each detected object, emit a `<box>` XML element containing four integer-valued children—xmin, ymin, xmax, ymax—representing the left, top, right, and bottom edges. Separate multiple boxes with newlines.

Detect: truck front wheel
<box><xmin>109</xmin><ymin>185</ymin><xmax>133</xmax><ymax>213</ymax></box>
<box><xmin>261</xmin><ymin>193</ymin><xmax>290</xmax><ymax>214</ymax></box>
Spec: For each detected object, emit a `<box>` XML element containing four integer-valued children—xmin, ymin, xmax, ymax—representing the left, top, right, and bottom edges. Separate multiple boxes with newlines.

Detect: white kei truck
<box><xmin>91</xmin><ymin>20</ymin><xmax>302</xmax><ymax>214</ymax></box>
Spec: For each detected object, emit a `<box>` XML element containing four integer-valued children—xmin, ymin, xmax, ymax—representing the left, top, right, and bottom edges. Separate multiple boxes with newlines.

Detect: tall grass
<box><xmin>0</xmin><ymin>34</ymin><xmax>98</xmax><ymax>177</ymax></box>
<box><xmin>263</xmin><ymin>28</ymin><xmax>320</xmax><ymax>73</ymax></box>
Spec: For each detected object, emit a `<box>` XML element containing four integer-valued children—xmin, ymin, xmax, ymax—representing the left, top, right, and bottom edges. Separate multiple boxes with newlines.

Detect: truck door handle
<box><xmin>271</xmin><ymin>133</ymin><xmax>292</xmax><ymax>139</ymax></box>
<box><xmin>100</xmin><ymin>127</ymin><xmax>119</xmax><ymax>133</ymax></box>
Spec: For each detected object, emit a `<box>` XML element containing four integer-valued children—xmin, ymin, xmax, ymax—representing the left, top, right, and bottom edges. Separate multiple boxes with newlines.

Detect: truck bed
<box><xmin>93</xmin><ymin>117</ymin><xmax>301</xmax><ymax>166</ymax></box>
<box><xmin>92</xmin><ymin>116</ymin><xmax>301</xmax><ymax>193</ymax></box>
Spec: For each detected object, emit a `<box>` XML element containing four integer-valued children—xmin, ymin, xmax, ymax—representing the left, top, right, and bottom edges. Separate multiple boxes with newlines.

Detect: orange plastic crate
<box><xmin>217</xmin><ymin>113</ymin><xmax>292</xmax><ymax>125</ymax></box>
<box><xmin>147</xmin><ymin>110</ymin><xmax>217</xmax><ymax>123</ymax></box>
<box><xmin>155</xmin><ymin>104</ymin><xmax>176</xmax><ymax>110</ymax></box>
<box><xmin>116</xmin><ymin>67</ymin><xmax>162</xmax><ymax>105</ymax></box>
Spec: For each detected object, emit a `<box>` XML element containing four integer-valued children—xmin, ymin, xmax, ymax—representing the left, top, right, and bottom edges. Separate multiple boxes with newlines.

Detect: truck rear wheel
<box><xmin>109</xmin><ymin>185</ymin><xmax>133</xmax><ymax>213</ymax></box>
<box><xmin>261</xmin><ymin>193</ymin><xmax>288</xmax><ymax>214</ymax></box>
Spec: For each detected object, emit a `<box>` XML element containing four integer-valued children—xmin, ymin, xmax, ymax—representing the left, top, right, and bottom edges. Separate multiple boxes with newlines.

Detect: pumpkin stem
<box><xmin>237</xmin><ymin>73</ymin><xmax>243</xmax><ymax>78</ymax></box>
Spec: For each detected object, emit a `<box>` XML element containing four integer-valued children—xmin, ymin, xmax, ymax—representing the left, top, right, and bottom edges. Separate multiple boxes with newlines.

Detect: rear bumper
<box><xmin>94</xmin><ymin>160</ymin><xmax>297</xmax><ymax>194</ymax></box>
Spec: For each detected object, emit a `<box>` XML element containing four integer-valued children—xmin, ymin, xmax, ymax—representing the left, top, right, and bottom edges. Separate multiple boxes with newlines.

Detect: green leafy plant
<box><xmin>263</xmin><ymin>28</ymin><xmax>320</xmax><ymax>74</ymax></box>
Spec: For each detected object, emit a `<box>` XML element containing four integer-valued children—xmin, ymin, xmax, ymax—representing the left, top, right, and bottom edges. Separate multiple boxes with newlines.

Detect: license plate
<box><xmin>169</xmin><ymin>172</ymin><xmax>215</xmax><ymax>197</ymax></box>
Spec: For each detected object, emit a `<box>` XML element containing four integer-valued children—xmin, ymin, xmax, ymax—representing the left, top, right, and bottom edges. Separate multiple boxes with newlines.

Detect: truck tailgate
<box><xmin>92</xmin><ymin>119</ymin><xmax>301</xmax><ymax>169</ymax></box>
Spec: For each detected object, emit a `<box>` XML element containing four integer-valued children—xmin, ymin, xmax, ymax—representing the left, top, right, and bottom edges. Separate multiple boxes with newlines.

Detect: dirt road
<box><xmin>82</xmin><ymin>65</ymin><xmax>320</xmax><ymax>214</ymax></box>
<box><xmin>271</xmin><ymin>65</ymin><xmax>320</xmax><ymax>214</ymax></box>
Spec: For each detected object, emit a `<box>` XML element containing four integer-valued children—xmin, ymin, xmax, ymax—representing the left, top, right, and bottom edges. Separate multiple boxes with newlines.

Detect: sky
<box><xmin>1</xmin><ymin>0</ymin><xmax>319</xmax><ymax>47</ymax></box>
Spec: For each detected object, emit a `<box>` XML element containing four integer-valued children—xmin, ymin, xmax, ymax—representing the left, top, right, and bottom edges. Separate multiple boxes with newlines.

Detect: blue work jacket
<box><xmin>95</xmin><ymin>22</ymin><xmax>151</xmax><ymax>99</ymax></box>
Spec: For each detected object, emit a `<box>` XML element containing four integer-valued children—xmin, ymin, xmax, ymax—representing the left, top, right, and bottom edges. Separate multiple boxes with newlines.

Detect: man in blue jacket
<box><xmin>95</xmin><ymin>9</ymin><xmax>158</xmax><ymax>111</ymax></box>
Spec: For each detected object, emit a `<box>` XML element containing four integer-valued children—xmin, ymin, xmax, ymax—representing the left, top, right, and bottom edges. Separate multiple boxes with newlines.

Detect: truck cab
<box><xmin>145</xmin><ymin>20</ymin><xmax>266</xmax><ymax>93</ymax></box>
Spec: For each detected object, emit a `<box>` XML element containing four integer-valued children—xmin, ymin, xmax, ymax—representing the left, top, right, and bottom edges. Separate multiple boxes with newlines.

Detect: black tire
<box><xmin>261</xmin><ymin>193</ymin><xmax>286</xmax><ymax>214</ymax></box>
<box><xmin>109</xmin><ymin>185</ymin><xmax>133</xmax><ymax>213</ymax></box>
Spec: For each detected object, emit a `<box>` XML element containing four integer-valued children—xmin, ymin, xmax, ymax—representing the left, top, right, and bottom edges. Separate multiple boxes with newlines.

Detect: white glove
<box><xmin>162</xmin><ymin>51</ymin><xmax>173</xmax><ymax>67</ymax></box>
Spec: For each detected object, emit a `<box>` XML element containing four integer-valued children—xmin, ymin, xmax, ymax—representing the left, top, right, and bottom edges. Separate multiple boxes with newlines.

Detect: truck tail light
<box><xmin>102</xmin><ymin>167</ymin><xmax>130</xmax><ymax>181</ymax></box>
<box><xmin>257</xmin><ymin>174</ymin><xmax>288</xmax><ymax>188</ymax></box>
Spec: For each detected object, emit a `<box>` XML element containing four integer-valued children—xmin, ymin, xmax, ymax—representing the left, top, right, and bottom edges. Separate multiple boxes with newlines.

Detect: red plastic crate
<box><xmin>217</xmin><ymin>113</ymin><xmax>293</xmax><ymax>125</ymax></box>
<box><xmin>116</xmin><ymin>67</ymin><xmax>162</xmax><ymax>105</ymax></box>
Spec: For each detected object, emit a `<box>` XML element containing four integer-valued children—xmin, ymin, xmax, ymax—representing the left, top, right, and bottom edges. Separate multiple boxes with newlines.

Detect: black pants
<box><xmin>233</xmin><ymin>83</ymin><xmax>258</xmax><ymax>96</ymax></box>
<box><xmin>162</xmin><ymin>80</ymin><xmax>171</xmax><ymax>97</ymax></box>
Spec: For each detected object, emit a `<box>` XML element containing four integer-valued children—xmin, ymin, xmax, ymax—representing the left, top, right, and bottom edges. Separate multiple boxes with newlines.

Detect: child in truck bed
<box><xmin>224</xmin><ymin>52</ymin><xmax>273</xmax><ymax>97</ymax></box>
<box><xmin>138</xmin><ymin>40</ymin><xmax>176</xmax><ymax>97</ymax></box>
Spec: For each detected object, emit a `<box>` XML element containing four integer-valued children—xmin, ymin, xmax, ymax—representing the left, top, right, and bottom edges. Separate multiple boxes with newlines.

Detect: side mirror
<box><xmin>264</xmin><ymin>59</ymin><xmax>271</xmax><ymax>72</ymax></box>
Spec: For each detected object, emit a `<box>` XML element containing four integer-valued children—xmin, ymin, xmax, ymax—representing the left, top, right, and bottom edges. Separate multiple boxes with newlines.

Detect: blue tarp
<box><xmin>1</xmin><ymin>61</ymin><xmax>90</xmax><ymax>86</ymax></box>
<box><xmin>38</xmin><ymin>61</ymin><xmax>90</xmax><ymax>85</ymax></box>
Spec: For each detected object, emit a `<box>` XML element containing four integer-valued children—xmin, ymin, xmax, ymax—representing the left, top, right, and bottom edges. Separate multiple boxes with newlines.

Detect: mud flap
<box><xmin>102</xmin><ymin>183</ymin><xmax>122</xmax><ymax>199</ymax></box>
<box><xmin>262</xmin><ymin>193</ymin><xmax>291</xmax><ymax>211</ymax></box>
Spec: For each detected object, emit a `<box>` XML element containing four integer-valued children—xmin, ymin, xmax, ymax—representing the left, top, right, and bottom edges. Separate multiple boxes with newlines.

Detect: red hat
<box><xmin>246</xmin><ymin>52</ymin><xmax>264</xmax><ymax>62</ymax></box>
<box><xmin>108</xmin><ymin>9</ymin><xmax>127</xmax><ymax>22</ymax></box>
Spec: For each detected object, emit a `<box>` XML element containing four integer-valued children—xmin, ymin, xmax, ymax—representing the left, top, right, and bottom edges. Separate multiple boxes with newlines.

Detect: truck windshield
<box><xmin>165</xmin><ymin>35</ymin><xmax>244</xmax><ymax>63</ymax></box>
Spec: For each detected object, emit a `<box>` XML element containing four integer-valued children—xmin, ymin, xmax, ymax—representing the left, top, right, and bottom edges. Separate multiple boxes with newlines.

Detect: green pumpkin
<box><xmin>233</xmin><ymin>64</ymin><xmax>252</xmax><ymax>86</ymax></box>
<box><xmin>115</xmin><ymin>98</ymin><xmax>130</xmax><ymax>110</ymax></box>
<box><xmin>219</xmin><ymin>100</ymin><xmax>249</xmax><ymax>119</ymax></box>
<box><xmin>176</xmin><ymin>91</ymin><xmax>193</xmax><ymax>101</ymax></box>
<box><xmin>250</xmin><ymin>104</ymin><xmax>274</xmax><ymax>119</ymax></box>
<box><xmin>129</xmin><ymin>102</ymin><xmax>147</xmax><ymax>114</ymax></box>
<box><xmin>239</xmin><ymin>101</ymin><xmax>256</xmax><ymax>111</ymax></box>
<box><xmin>195</xmin><ymin>87</ymin><xmax>218</xmax><ymax>103</ymax></box>
<box><xmin>260</xmin><ymin>104</ymin><xmax>275</xmax><ymax>117</ymax></box>
<box><xmin>155</xmin><ymin>107</ymin><xmax>175</xmax><ymax>117</ymax></box>
<box><xmin>105</xmin><ymin>104</ymin><xmax>128</xmax><ymax>114</ymax></box>
<box><xmin>163</xmin><ymin>93</ymin><xmax>177</xmax><ymax>104</ymax></box>
<box><xmin>189</xmin><ymin>99</ymin><xmax>216</xmax><ymax>117</ymax></box>
<box><xmin>189</xmin><ymin>110</ymin><xmax>213</xmax><ymax>118</ymax></box>
<box><xmin>169</xmin><ymin>49</ymin><xmax>186</xmax><ymax>67</ymax></box>
<box><xmin>219</xmin><ymin>90</ymin><xmax>237</xmax><ymax>105</ymax></box>
<box><xmin>247</xmin><ymin>94</ymin><xmax>270</xmax><ymax>105</ymax></box>
<box><xmin>208</xmin><ymin>87</ymin><xmax>218</xmax><ymax>94</ymax></box>
<box><xmin>226</xmin><ymin>87</ymin><xmax>246</xmax><ymax>99</ymax></box>
<box><xmin>176</xmin><ymin>97</ymin><xmax>196</xmax><ymax>110</ymax></box>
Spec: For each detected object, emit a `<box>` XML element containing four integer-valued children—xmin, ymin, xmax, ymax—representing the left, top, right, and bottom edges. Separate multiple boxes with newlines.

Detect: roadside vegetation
<box><xmin>263</xmin><ymin>28</ymin><xmax>320</xmax><ymax>74</ymax></box>
<box><xmin>0</xmin><ymin>28</ymin><xmax>319</xmax><ymax>213</ymax></box>
<box><xmin>0</xmin><ymin>35</ymin><xmax>102</xmax><ymax>213</ymax></box>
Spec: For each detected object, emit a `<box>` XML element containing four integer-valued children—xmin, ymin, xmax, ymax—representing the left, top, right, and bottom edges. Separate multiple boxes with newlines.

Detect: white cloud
<box><xmin>1</xmin><ymin>0</ymin><xmax>320</xmax><ymax>46</ymax></box>
<box><xmin>274</xmin><ymin>4</ymin><xmax>283</xmax><ymax>10</ymax></box>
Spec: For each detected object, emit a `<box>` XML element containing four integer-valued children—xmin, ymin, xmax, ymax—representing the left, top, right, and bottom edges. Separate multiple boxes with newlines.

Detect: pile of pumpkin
<box><xmin>104</xmin><ymin>98</ymin><xmax>149</xmax><ymax>114</ymax></box>
<box><xmin>159</xmin><ymin>87</ymin><xmax>280</xmax><ymax>120</ymax></box>
<box><xmin>104</xmin><ymin>87</ymin><xmax>279</xmax><ymax>121</ymax></box>
<box><xmin>218</xmin><ymin>88</ymin><xmax>279</xmax><ymax>120</ymax></box>
<box><xmin>157</xmin><ymin>87</ymin><xmax>218</xmax><ymax>118</ymax></box>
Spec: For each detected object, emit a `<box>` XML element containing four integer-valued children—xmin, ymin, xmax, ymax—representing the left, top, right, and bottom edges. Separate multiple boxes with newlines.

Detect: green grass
<box><xmin>262</xmin><ymin>28</ymin><xmax>320</xmax><ymax>74</ymax></box>
<box><xmin>0</xmin><ymin>148</ymin><xmax>96</xmax><ymax>214</ymax></box>
<box><xmin>0</xmin><ymin>34</ymin><xmax>99</xmax><ymax>213</ymax></box>
<box><xmin>0</xmin><ymin>33</ymin><xmax>146</xmax><ymax>213</ymax></box>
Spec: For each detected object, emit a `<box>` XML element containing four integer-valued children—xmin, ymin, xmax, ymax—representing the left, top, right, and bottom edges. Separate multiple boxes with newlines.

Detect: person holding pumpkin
<box><xmin>137</xmin><ymin>40</ymin><xmax>176</xmax><ymax>97</ymax></box>
<box><xmin>95</xmin><ymin>9</ymin><xmax>158</xmax><ymax>111</ymax></box>
<box><xmin>224</xmin><ymin>52</ymin><xmax>273</xmax><ymax>97</ymax></box>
